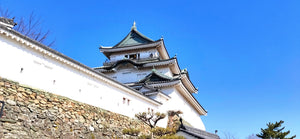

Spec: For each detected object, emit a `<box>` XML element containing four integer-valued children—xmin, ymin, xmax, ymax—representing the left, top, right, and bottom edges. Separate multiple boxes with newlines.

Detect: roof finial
<box><xmin>131</xmin><ymin>21</ymin><xmax>137</xmax><ymax>30</ymax></box>
<box><xmin>160</xmin><ymin>35</ymin><xmax>164</xmax><ymax>40</ymax></box>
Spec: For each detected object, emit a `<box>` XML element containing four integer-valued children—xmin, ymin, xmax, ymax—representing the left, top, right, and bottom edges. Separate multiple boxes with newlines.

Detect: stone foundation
<box><xmin>0</xmin><ymin>77</ymin><xmax>149</xmax><ymax>138</ymax></box>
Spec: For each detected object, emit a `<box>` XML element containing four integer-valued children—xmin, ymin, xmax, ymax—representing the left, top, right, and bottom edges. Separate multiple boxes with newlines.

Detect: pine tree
<box><xmin>256</xmin><ymin>120</ymin><xmax>296</xmax><ymax>139</ymax></box>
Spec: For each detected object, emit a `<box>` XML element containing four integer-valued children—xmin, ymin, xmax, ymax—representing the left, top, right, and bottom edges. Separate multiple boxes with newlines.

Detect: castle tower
<box><xmin>95</xmin><ymin>23</ymin><xmax>207</xmax><ymax>130</ymax></box>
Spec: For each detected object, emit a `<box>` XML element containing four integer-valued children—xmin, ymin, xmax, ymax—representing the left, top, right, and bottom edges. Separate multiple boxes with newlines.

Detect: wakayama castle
<box><xmin>0</xmin><ymin>18</ymin><xmax>219</xmax><ymax>138</ymax></box>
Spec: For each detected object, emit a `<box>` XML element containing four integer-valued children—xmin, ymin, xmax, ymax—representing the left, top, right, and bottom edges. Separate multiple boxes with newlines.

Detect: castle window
<box><xmin>150</xmin><ymin>53</ymin><xmax>153</xmax><ymax>58</ymax></box>
<box><xmin>123</xmin><ymin>97</ymin><xmax>126</xmax><ymax>104</ymax></box>
<box><xmin>127</xmin><ymin>99</ymin><xmax>130</xmax><ymax>105</ymax></box>
<box><xmin>129</xmin><ymin>54</ymin><xmax>137</xmax><ymax>59</ymax></box>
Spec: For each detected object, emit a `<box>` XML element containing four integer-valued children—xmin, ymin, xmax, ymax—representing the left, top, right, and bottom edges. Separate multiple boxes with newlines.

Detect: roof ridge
<box><xmin>113</xmin><ymin>25</ymin><xmax>154</xmax><ymax>48</ymax></box>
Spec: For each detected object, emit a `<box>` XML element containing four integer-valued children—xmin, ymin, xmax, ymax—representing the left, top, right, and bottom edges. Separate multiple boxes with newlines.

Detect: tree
<box><xmin>257</xmin><ymin>120</ymin><xmax>296</xmax><ymax>139</ymax></box>
<box><xmin>135</xmin><ymin>111</ymin><xmax>166</xmax><ymax>129</ymax></box>
<box><xmin>0</xmin><ymin>8</ymin><xmax>55</xmax><ymax>47</ymax></box>
<box><xmin>134</xmin><ymin>111</ymin><xmax>184</xmax><ymax>139</ymax></box>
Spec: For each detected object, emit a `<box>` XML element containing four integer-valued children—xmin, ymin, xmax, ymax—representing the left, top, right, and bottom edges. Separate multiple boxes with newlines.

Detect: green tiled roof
<box><xmin>114</xmin><ymin>24</ymin><xmax>154</xmax><ymax>48</ymax></box>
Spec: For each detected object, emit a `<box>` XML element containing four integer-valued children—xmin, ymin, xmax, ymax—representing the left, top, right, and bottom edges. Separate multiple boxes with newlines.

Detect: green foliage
<box><xmin>138</xmin><ymin>134</ymin><xmax>152</xmax><ymax>139</ymax></box>
<box><xmin>167</xmin><ymin>110</ymin><xmax>183</xmax><ymax>116</ymax></box>
<box><xmin>135</xmin><ymin>111</ymin><xmax>184</xmax><ymax>138</ymax></box>
<box><xmin>122</xmin><ymin>128</ymin><xmax>141</xmax><ymax>136</ymax></box>
<box><xmin>151</xmin><ymin>127</ymin><xmax>170</xmax><ymax>137</ymax></box>
<box><xmin>159</xmin><ymin>134</ymin><xmax>185</xmax><ymax>139</ymax></box>
<box><xmin>257</xmin><ymin>120</ymin><xmax>296</xmax><ymax>139</ymax></box>
<box><xmin>135</xmin><ymin>111</ymin><xmax>166</xmax><ymax>129</ymax></box>
<box><xmin>151</xmin><ymin>127</ymin><xmax>176</xmax><ymax>137</ymax></box>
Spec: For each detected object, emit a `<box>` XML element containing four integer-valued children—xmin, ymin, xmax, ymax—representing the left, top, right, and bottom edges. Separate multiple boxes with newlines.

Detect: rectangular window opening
<box><xmin>129</xmin><ymin>54</ymin><xmax>137</xmax><ymax>59</ymax></box>
<box><xmin>123</xmin><ymin>97</ymin><xmax>126</xmax><ymax>104</ymax></box>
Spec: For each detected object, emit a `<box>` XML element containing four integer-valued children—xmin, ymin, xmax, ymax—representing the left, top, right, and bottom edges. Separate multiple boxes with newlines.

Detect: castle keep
<box><xmin>95</xmin><ymin>23</ymin><xmax>207</xmax><ymax>130</ymax></box>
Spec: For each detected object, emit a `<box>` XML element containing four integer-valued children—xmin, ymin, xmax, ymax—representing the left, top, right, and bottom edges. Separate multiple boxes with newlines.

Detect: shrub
<box><xmin>151</xmin><ymin>127</ymin><xmax>175</xmax><ymax>137</ymax></box>
<box><xmin>122</xmin><ymin>128</ymin><xmax>141</xmax><ymax>136</ymax></box>
<box><xmin>138</xmin><ymin>134</ymin><xmax>152</xmax><ymax>139</ymax></box>
<box><xmin>160</xmin><ymin>134</ymin><xmax>185</xmax><ymax>139</ymax></box>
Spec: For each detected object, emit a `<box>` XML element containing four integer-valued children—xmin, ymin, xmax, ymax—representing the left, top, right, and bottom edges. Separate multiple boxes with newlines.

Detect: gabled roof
<box><xmin>100</xmin><ymin>23</ymin><xmax>170</xmax><ymax>60</ymax></box>
<box><xmin>113</xmin><ymin>23</ymin><xmax>154</xmax><ymax>48</ymax></box>
<box><xmin>139</xmin><ymin>69</ymin><xmax>179</xmax><ymax>83</ymax></box>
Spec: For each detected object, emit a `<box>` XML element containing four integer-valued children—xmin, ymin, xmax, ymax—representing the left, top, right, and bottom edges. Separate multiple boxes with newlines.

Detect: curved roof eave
<box><xmin>181</xmin><ymin>73</ymin><xmax>198</xmax><ymax>93</ymax></box>
<box><xmin>156</xmin><ymin>39</ymin><xmax>170</xmax><ymax>60</ymax></box>
<box><xmin>100</xmin><ymin>40</ymin><xmax>161</xmax><ymax>52</ymax></box>
<box><xmin>95</xmin><ymin>57</ymin><xmax>178</xmax><ymax>71</ymax></box>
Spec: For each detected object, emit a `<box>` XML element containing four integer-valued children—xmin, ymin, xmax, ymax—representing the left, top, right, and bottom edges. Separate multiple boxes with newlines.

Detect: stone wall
<box><xmin>0</xmin><ymin>77</ymin><xmax>150</xmax><ymax>139</ymax></box>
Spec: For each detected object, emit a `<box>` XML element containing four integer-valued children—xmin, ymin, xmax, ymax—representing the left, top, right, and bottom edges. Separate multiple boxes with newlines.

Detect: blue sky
<box><xmin>1</xmin><ymin>0</ymin><xmax>299</xmax><ymax>138</ymax></box>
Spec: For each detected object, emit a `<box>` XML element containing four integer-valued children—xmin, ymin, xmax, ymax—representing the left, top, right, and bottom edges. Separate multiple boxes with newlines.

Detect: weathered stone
<box><xmin>0</xmin><ymin>118</ymin><xmax>17</xmax><ymax>123</ymax></box>
<box><xmin>8</xmin><ymin>88</ymin><xmax>17</xmax><ymax>93</ymax></box>
<box><xmin>96</xmin><ymin>119</ymin><xmax>101</xmax><ymax>124</ymax></box>
<box><xmin>33</xmin><ymin>99</ymin><xmax>39</xmax><ymax>104</ymax></box>
<box><xmin>29</xmin><ymin>94</ymin><xmax>36</xmax><ymax>99</ymax></box>
<box><xmin>6</xmin><ymin>100</ymin><xmax>16</xmax><ymax>106</ymax></box>
<box><xmin>79</xmin><ymin>115</ymin><xmax>85</xmax><ymax>123</ymax></box>
<box><xmin>20</xmin><ymin>106</ymin><xmax>29</xmax><ymax>113</ymax></box>
<box><xmin>18</xmin><ymin>114</ymin><xmax>29</xmax><ymax>121</ymax></box>
<box><xmin>16</xmin><ymin>101</ymin><xmax>25</xmax><ymax>106</ymax></box>
<box><xmin>0</xmin><ymin>77</ymin><xmax>150</xmax><ymax>139</ymax></box>
<box><xmin>30</xmin><ymin>126</ymin><xmax>38</xmax><ymax>132</ymax></box>
<box><xmin>11</xmin><ymin>106</ymin><xmax>21</xmax><ymax>113</ymax></box>
<box><xmin>17</xmin><ymin>87</ymin><xmax>25</xmax><ymax>92</ymax></box>
<box><xmin>16</xmin><ymin>93</ymin><xmax>23</xmax><ymax>97</ymax></box>
<box><xmin>25</xmin><ymin>89</ymin><xmax>32</xmax><ymax>95</ymax></box>
<box><xmin>27</xmin><ymin>104</ymin><xmax>37</xmax><ymax>112</ymax></box>
<box><xmin>40</xmin><ymin>100</ymin><xmax>47</xmax><ymax>104</ymax></box>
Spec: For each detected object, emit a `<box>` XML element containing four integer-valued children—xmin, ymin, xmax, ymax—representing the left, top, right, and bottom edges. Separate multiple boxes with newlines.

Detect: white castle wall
<box><xmin>0</xmin><ymin>34</ymin><xmax>159</xmax><ymax>118</ymax></box>
<box><xmin>156</xmin><ymin>87</ymin><xmax>206</xmax><ymax>130</ymax></box>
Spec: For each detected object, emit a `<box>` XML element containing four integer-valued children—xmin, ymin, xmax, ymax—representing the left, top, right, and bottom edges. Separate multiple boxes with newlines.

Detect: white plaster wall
<box><xmin>156</xmin><ymin>88</ymin><xmax>206</xmax><ymax>130</ymax></box>
<box><xmin>109</xmin><ymin>49</ymin><xmax>158</xmax><ymax>62</ymax></box>
<box><xmin>106</xmin><ymin>66</ymin><xmax>173</xmax><ymax>84</ymax></box>
<box><xmin>0</xmin><ymin>36</ymin><xmax>158</xmax><ymax>118</ymax></box>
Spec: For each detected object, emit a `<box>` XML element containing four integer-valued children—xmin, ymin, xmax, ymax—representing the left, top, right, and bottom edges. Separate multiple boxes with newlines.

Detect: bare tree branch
<box><xmin>0</xmin><ymin>8</ymin><xmax>55</xmax><ymax>47</ymax></box>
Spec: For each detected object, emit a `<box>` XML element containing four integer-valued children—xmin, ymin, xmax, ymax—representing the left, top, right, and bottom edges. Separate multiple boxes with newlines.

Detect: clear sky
<box><xmin>1</xmin><ymin>0</ymin><xmax>299</xmax><ymax>138</ymax></box>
